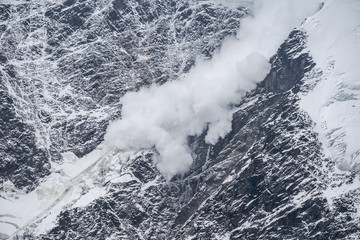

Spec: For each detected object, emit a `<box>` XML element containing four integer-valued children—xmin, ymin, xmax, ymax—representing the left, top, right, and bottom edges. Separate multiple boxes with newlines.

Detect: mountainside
<box><xmin>0</xmin><ymin>0</ymin><xmax>245</xmax><ymax>192</ymax></box>
<box><xmin>1</xmin><ymin>0</ymin><xmax>360</xmax><ymax>239</ymax></box>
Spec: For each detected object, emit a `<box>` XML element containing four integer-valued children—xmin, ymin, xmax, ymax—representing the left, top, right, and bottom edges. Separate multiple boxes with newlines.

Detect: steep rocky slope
<box><xmin>0</xmin><ymin>0</ymin><xmax>245</xmax><ymax>192</ymax></box>
<box><xmin>18</xmin><ymin>29</ymin><xmax>357</xmax><ymax>240</ymax></box>
<box><xmin>1</xmin><ymin>0</ymin><xmax>360</xmax><ymax>239</ymax></box>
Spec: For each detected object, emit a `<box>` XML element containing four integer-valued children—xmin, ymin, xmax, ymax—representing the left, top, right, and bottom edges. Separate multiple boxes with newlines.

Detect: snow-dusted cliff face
<box><xmin>1</xmin><ymin>0</ymin><xmax>360</xmax><ymax>239</ymax></box>
<box><xmin>0</xmin><ymin>0</ymin><xmax>244</xmax><ymax>192</ymax></box>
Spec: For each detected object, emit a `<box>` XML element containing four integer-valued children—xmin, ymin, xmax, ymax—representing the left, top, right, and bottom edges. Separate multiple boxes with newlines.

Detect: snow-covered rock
<box><xmin>0</xmin><ymin>0</ymin><xmax>245</xmax><ymax>192</ymax></box>
<box><xmin>1</xmin><ymin>0</ymin><xmax>360</xmax><ymax>239</ymax></box>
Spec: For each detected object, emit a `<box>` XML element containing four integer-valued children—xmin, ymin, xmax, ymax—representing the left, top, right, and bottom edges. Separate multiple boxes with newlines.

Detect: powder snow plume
<box><xmin>104</xmin><ymin>0</ymin><xmax>322</xmax><ymax>180</ymax></box>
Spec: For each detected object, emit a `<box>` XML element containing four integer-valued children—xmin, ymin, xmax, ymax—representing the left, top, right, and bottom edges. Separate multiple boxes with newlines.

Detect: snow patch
<box><xmin>0</xmin><ymin>147</ymin><xmax>113</xmax><ymax>237</ymax></box>
<box><xmin>72</xmin><ymin>187</ymin><xmax>107</xmax><ymax>209</ymax></box>
<box><xmin>323</xmin><ymin>175</ymin><xmax>360</xmax><ymax>208</ymax></box>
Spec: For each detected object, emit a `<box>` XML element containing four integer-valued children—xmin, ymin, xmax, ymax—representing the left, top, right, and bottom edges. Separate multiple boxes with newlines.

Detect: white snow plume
<box><xmin>104</xmin><ymin>0</ymin><xmax>321</xmax><ymax>180</ymax></box>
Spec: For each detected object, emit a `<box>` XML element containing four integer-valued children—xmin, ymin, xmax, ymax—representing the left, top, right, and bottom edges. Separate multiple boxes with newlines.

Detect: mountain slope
<box><xmin>27</xmin><ymin>28</ymin><xmax>359</xmax><ymax>240</ymax></box>
<box><xmin>1</xmin><ymin>0</ymin><xmax>360</xmax><ymax>239</ymax></box>
<box><xmin>300</xmin><ymin>0</ymin><xmax>360</xmax><ymax>173</ymax></box>
<box><xmin>0</xmin><ymin>0</ymin><xmax>245</xmax><ymax>192</ymax></box>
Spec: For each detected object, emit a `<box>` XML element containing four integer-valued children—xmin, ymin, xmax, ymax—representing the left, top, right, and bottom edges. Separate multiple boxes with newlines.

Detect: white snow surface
<box><xmin>300</xmin><ymin>0</ymin><xmax>360</xmax><ymax>172</ymax></box>
<box><xmin>0</xmin><ymin>149</ymin><xmax>101</xmax><ymax>237</ymax></box>
<box><xmin>0</xmin><ymin>146</ymin><xmax>144</xmax><ymax>238</ymax></box>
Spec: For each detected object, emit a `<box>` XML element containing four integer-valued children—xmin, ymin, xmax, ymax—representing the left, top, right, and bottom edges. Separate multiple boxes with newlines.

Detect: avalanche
<box><xmin>104</xmin><ymin>0</ymin><xmax>322</xmax><ymax>180</ymax></box>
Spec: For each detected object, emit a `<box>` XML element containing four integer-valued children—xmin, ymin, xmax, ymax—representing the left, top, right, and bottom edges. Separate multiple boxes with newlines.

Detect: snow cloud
<box><xmin>104</xmin><ymin>0</ymin><xmax>322</xmax><ymax>180</ymax></box>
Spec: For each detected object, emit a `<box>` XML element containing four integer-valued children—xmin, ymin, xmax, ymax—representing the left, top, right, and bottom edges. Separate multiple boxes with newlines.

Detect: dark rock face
<box><xmin>263</xmin><ymin>30</ymin><xmax>315</xmax><ymax>93</ymax></box>
<box><xmin>0</xmin><ymin>0</ymin><xmax>245</xmax><ymax>191</ymax></box>
<box><xmin>24</xmin><ymin>30</ymin><xmax>359</xmax><ymax>239</ymax></box>
<box><xmin>0</xmin><ymin>80</ymin><xmax>50</xmax><ymax>191</ymax></box>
